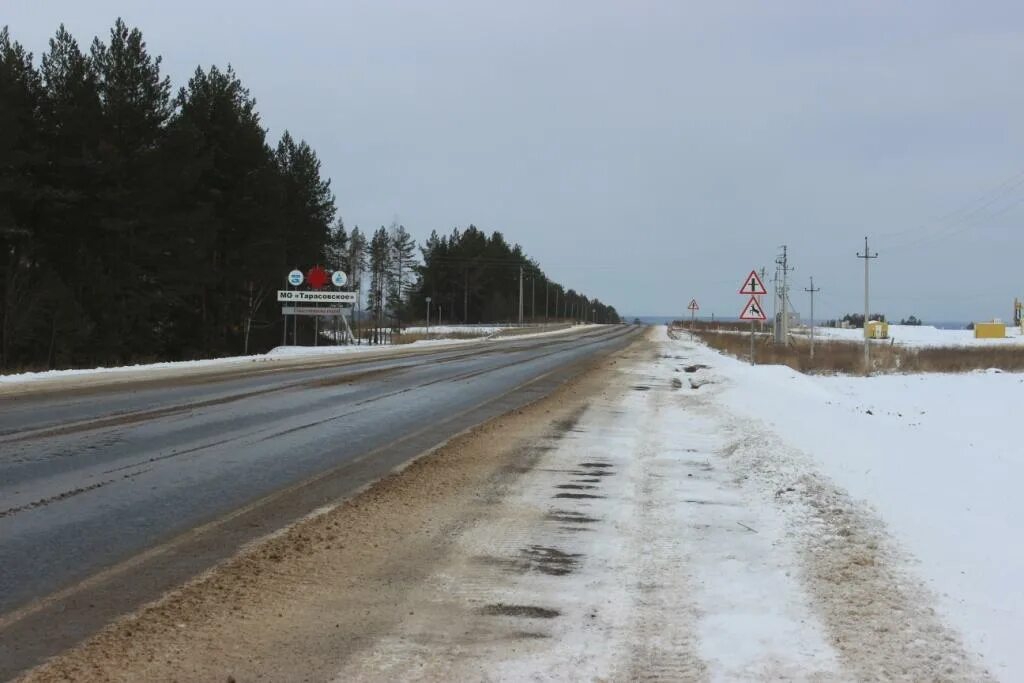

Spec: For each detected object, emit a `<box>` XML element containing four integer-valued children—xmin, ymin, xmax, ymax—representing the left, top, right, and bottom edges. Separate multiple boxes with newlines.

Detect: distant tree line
<box><xmin>411</xmin><ymin>226</ymin><xmax>619</xmax><ymax>328</ymax></box>
<box><xmin>0</xmin><ymin>21</ymin><xmax>618</xmax><ymax>371</ymax></box>
<box><xmin>824</xmin><ymin>313</ymin><xmax>887</xmax><ymax>328</ymax></box>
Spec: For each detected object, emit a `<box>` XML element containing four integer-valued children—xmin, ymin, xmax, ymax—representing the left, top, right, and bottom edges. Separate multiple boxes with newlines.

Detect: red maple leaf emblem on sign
<box><xmin>306</xmin><ymin>266</ymin><xmax>329</xmax><ymax>289</ymax></box>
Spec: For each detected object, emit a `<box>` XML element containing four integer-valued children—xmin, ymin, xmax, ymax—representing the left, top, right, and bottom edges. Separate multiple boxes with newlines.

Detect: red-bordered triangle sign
<box><xmin>739</xmin><ymin>296</ymin><xmax>767</xmax><ymax>321</ymax></box>
<box><xmin>738</xmin><ymin>270</ymin><xmax>768</xmax><ymax>295</ymax></box>
<box><xmin>687</xmin><ymin>299</ymin><xmax>699</xmax><ymax>311</ymax></box>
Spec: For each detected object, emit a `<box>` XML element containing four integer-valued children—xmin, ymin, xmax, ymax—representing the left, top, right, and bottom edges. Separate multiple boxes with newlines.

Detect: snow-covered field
<box><xmin>717</xmin><ymin>351</ymin><xmax>1021</xmax><ymax>679</ymax></box>
<box><xmin>702</xmin><ymin>328</ymin><xmax>1021</xmax><ymax>678</ymax></box>
<box><xmin>812</xmin><ymin>323</ymin><xmax>1024</xmax><ymax>347</ymax></box>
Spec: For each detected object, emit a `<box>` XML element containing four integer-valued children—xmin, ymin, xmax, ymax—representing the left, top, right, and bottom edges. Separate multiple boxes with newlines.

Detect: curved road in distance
<box><xmin>0</xmin><ymin>324</ymin><xmax>640</xmax><ymax>679</ymax></box>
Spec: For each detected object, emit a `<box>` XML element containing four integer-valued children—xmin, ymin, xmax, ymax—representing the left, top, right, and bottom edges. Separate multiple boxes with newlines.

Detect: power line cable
<box><xmin>881</xmin><ymin>169</ymin><xmax>1024</xmax><ymax>250</ymax></box>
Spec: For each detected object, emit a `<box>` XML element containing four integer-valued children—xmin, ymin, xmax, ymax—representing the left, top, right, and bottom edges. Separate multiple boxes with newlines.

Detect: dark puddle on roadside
<box><xmin>480</xmin><ymin>604</ymin><xmax>560</xmax><ymax>619</ymax></box>
<box><xmin>546</xmin><ymin>510</ymin><xmax>600</xmax><ymax>524</ymax></box>
<box><xmin>683</xmin><ymin>498</ymin><xmax>741</xmax><ymax>507</ymax></box>
<box><xmin>511</xmin><ymin>630</ymin><xmax>550</xmax><ymax>639</ymax></box>
<box><xmin>474</xmin><ymin>545</ymin><xmax>582</xmax><ymax>576</ymax></box>
<box><xmin>538</xmin><ymin>468</ymin><xmax>614</xmax><ymax>477</ymax></box>
<box><xmin>521</xmin><ymin>545</ymin><xmax>581</xmax><ymax>575</ymax></box>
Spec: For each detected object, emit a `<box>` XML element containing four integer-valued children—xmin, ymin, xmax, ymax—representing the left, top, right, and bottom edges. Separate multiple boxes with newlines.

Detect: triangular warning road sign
<box><xmin>738</xmin><ymin>270</ymin><xmax>768</xmax><ymax>296</ymax></box>
<box><xmin>687</xmin><ymin>299</ymin><xmax>699</xmax><ymax>311</ymax></box>
<box><xmin>739</xmin><ymin>295</ymin><xmax>767</xmax><ymax>321</ymax></box>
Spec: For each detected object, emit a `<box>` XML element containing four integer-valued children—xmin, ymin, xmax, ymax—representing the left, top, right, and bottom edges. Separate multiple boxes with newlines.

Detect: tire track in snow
<box><xmin>623</xmin><ymin>387</ymin><xmax>707</xmax><ymax>682</ymax></box>
<box><xmin>644</xmin><ymin>354</ymin><xmax>842</xmax><ymax>681</ymax></box>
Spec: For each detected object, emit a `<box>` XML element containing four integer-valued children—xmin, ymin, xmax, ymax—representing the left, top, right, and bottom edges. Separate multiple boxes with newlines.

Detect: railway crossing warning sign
<box><xmin>738</xmin><ymin>270</ymin><xmax>768</xmax><ymax>296</ymax></box>
<box><xmin>739</xmin><ymin>296</ymin><xmax>766</xmax><ymax>321</ymax></box>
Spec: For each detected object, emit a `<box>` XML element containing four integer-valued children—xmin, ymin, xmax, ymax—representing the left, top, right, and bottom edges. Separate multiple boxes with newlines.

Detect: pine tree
<box><xmin>89</xmin><ymin>19</ymin><xmax>173</xmax><ymax>361</ymax></box>
<box><xmin>164</xmin><ymin>64</ymin><xmax>286</xmax><ymax>356</ymax></box>
<box><xmin>0</xmin><ymin>28</ymin><xmax>44</xmax><ymax>369</ymax></box>
<box><xmin>36</xmin><ymin>25</ymin><xmax>105</xmax><ymax>366</ymax></box>
<box><xmin>347</xmin><ymin>225</ymin><xmax>367</xmax><ymax>338</ymax></box>
<box><xmin>326</xmin><ymin>218</ymin><xmax>349</xmax><ymax>274</ymax></box>
<box><xmin>387</xmin><ymin>223</ymin><xmax>416</xmax><ymax>328</ymax></box>
<box><xmin>275</xmin><ymin>130</ymin><xmax>336</xmax><ymax>267</ymax></box>
<box><xmin>367</xmin><ymin>226</ymin><xmax>391</xmax><ymax>343</ymax></box>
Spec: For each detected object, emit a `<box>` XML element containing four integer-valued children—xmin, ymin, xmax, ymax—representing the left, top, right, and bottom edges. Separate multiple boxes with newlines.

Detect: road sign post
<box><xmin>687</xmin><ymin>299</ymin><xmax>699</xmax><ymax>340</ymax></box>
<box><xmin>739</xmin><ymin>294</ymin><xmax>767</xmax><ymax>365</ymax></box>
<box><xmin>738</xmin><ymin>270</ymin><xmax>768</xmax><ymax>297</ymax></box>
<box><xmin>738</xmin><ymin>270</ymin><xmax>768</xmax><ymax>365</ymax></box>
<box><xmin>281</xmin><ymin>268</ymin><xmax>356</xmax><ymax>347</ymax></box>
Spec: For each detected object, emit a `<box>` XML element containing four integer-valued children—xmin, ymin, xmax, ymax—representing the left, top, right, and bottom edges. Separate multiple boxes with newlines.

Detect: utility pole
<box><xmin>545</xmin><ymin>281</ymin><xmax>549</xmax><ymax>322</ymax></box>
<box><xmin>426</xmin><ymin>296</ymin><xmax>432</xmax><ymax>336</ymax></box>
<box><xmin>518</xmin><ymin>265</ymin><xmax>524</xmax><ymax>325</ymax></box>
<box><xmin>282</xmin><ymin>276</ymin><xmax>289</xmax><ymax>346</ymax></box>
<box><xmin>775</xmin><ymin>246</ymin><xmax>793</xmax><ymax>344</ymax></box>
<box><xmin>463</xmin><ymin>268</ymin><xmax>468</xmax><ymax>323</ymax></box>
<box><xmin>759</xmin><ymin>267</ymin><xmax>767</xmax><ymax>333</ymax></box>
<box><xmin>804</xmin><ymin>276</ymin><xmax>820</xmax><ymax>359</ymax></box>
<box><xmin>771</xmin><ymin>265</ymin><xmax>779</xmax><ymax>340</ymax></box>
<box><xmin>531</xmin><ymin>273</ymin><xmax>535</xmax><ymax>323</ymax></box>
<box><xmin>856</xmin><ymin>236</ymin><xmax>879</xmax><ymax>375</ymax></box>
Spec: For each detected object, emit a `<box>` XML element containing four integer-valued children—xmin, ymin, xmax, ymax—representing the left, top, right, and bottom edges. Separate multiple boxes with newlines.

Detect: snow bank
<box><xmin>0</xmin><ymin>340</ymin><xmax>479</xmax><ymax>387</ymax></box>
<box><xmin>265</xmin><ymin>338</ymin><xmax>479</xmax><ymax>357</ymax></box>
<box><xmin>0</xmin><ymin>325</ymin><xmax>597</xmax><ymax>389</ymax></box>
<box><xmin>400</xmin><ymin>325</ymin><xmax>510</xmax><ymax>335</ymax></box>
<box><xmin>0</xmin><ymin>354</ymin><xmax>273</xmax><ymax>384</ymax></box>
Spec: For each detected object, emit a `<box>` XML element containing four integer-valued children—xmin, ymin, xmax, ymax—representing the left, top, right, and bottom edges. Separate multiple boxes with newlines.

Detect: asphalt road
<box><xmin>0</xmin><ymin>324</ymin><xmax>639</xmax><ymax>678</ymax></box>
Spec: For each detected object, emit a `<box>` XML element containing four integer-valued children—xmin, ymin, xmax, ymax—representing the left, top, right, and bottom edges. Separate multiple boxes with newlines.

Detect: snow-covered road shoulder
<box><xmin>707</xmin><ymin>331</ymin><xmax>1021</xmax><ymax>680</ymax></box>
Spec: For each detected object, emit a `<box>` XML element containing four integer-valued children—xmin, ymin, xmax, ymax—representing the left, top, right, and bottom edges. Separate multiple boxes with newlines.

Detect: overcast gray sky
<box><xmin>7</xmin><ymin>1</ymin><xmax>1024</xmax><ymax>321</ymax></box>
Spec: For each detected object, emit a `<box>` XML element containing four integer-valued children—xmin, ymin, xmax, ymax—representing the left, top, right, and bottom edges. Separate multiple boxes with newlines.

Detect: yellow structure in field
<box><xmin>865</xmin><ymin>320</ymin><xmax>889</xmax><ymax>339</ymax></box>
<box><xmin>974</xmin><ymin>321</ymin><xmax>1006</xmax><ymax>339</ymax></box>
